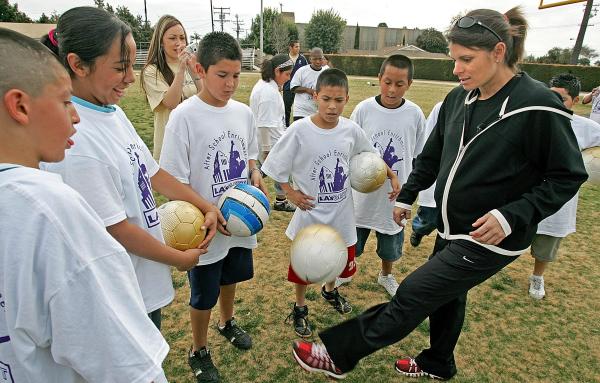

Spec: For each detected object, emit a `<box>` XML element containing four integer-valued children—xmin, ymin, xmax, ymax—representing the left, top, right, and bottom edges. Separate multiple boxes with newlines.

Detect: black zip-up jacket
<box><xmin>397</xmin><ymin>73</ymin><xmax>588</xmax><ymax>255</ymax></box>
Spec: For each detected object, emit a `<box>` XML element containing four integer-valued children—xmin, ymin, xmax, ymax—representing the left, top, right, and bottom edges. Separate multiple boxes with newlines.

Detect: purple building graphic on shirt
<box><xmin>211</xmin><ymin>140</ymin><xmax>247</xmax><ymax>197</ymax></box>
<box><xmin>318</xmin><ymin>158</ymin><xmax>348</xmax><ymax>203</ymax></box>
<box><xmin>213</xmin><ymin>141</ymin><xmax>246</xmax><ymax>183</ymax></box>
<box><xmin>0</xmin><ymin>361</ymin><xmax>14</xmax><ymax>382</ymax></box>
<box><xmin>135</xmin><ymin>152</ymin><xmax>159</xmax><ymax>228</ymax></box>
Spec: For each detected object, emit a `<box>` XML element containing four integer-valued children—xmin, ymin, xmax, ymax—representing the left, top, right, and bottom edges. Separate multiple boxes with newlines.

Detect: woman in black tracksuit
<box><xmin>291</xmin><ymin>7</ymin><xmax>588</xmax><ymax>381</ymax></box>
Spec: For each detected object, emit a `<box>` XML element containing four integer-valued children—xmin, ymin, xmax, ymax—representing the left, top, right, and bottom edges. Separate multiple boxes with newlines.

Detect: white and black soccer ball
<box><xmin>349</xmin><ymin>151</ymin><xmax>387</xmax><ymax>193</ymax></box>
<box><xmin>582</xmin><ymin>146</ymin><xmax>600</xmax><ymax>185</ymax></box>
<box><xmin>218</xmin><ymin>183</ymin><xmax>270</xmax><ymax>237</ymax></box>
<box><xmin>290</xmin><ymin>224</ymin><xmax>347</xmax><ymax>284</ymax></box>
<box><xmin>158</xmin><ymin>200</ymin><xmax>206</xmax><ymax>251</ymax></box>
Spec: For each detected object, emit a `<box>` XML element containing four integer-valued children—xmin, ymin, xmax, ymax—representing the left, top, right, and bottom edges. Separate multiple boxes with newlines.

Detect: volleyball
<box><xmin>290</xmin><ymin>224</ymin><xmax>347</xmax><ymax>284</ymax></box>
<box><xmin>218</xmin><ymin>183</ymin><xmax>270</xmax><ymax>237</ymax></box>
<box><xmin>349</xmin><ymin>151</ymin><xmax>387</xmax><ymax>193</ymax></box>
<box><xmin>582</xmin><ymin>146</ymin><xmax>600</xmax><ymax>185</ymax></box>
<box><xmin>158</xmin><ymin>200</ymin><xmax>206</xmax><ymax>251</ymax></box>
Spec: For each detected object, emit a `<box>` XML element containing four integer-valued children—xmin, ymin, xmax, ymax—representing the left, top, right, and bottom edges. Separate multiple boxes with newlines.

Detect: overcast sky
<box><xmin>17</xmin><ymin>0</ymin><xmax>600</xmax><ymax>57</ymax></box>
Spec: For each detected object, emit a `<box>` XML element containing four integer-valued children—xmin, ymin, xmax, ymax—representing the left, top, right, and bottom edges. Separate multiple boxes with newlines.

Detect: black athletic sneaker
<box><xmin>285</xmin><ymin>303</ymin><xmax>312</xmax><ymax>338</ymax></box>
<box><xmin>217</xmin><ymin>317</ymin><xmax>252</xmax><ymax>350</ymax></box>
<box><xmin>321</xmin><ymin>286</ymin><xmax>352</xmax><ymax>314</ymax></box>
<box><xmin>410</xmin><ymin>232</ymin><xmax>424</xmax><ymax>247</ymax></box>
<box><xmin>188</xmin><ymin>347</ymin><xmax>220</xmax><ymax>383</ymax></box>
<box><xmin>273</xmin><ymin>199</ymin><xmax>296</xmax><ymax>212</ymax></box>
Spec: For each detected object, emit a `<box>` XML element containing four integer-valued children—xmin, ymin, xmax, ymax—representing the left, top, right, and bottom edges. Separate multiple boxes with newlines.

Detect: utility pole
<box><xmin>210</xmin><ymin>0</ymin><xmax>214</xmax><ymax>32</ymax></box>
<box><xmin>260</xmin><ymin>0</ymin><xmax>264</xmax><ymax>55</ymax></box>
<box><xmin>143</xmin><ymin>0</ymin><xmax>148</xmax><ymax>27</ymax></box>
<box><xmin>214</xmin><ymin>7</ymin><xmax>231</xmax><ymax>32</ymax></box>
<box><xmin>280</xmin><ymin>2</ymin><xmax>283</xmax><ymax>12</ymax></box>
<box><xmin>234</xmin><ymin>14</ymin><xmax>244</xmax><ymax>41</ymax></box>
<box><xmin>570</xmin><ymin>0</ymin><xmax>594</xmax><ymax>64</ymax></box>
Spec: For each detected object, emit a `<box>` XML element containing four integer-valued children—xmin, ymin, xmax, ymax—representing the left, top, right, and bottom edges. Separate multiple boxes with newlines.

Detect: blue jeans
<box><xmin>412</xmin><ymin>206</ymin><xmax>438</xmax><ymax>236</ymax></box>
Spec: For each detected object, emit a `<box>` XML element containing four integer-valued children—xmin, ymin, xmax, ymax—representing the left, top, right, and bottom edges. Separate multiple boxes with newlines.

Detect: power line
<box><xmin>234</xmin><ymin>14</ymin><xmax>245</xmax><ymax>41</ymax></box>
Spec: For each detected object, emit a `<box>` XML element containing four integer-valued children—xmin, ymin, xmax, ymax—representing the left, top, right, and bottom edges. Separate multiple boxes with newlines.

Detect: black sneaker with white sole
<box><xmin>285</xmin><ymin>303</ymin><xmax>312</xmax><ymax>338</ymax></box>
<box><xmin>188</xmin><ymin>347</ymin><xmax>220</xmax><ymax>383</ymax></box>
<box><xmin>321</xmin><ymin>286</ymin><xmax>352</xmax><ymax>314</ymax></box>
<box><xmin>217</xmin><ymin>317</ymin><xmax>252</xmax><ymax>350</ymax></box>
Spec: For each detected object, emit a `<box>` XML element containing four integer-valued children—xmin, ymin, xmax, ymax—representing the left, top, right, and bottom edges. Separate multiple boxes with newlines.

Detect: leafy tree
<box><xmin>94</xmin><ymin>0</ymin><xmax>114</xmax><ymax>14</ymax></box>
<box><xmin>377</xmin><ymin>22</ymin><xmax>388</xmax><ymax>27</ymax></box>
<box><xmin>415</xmin><ymin>28</ymin><xmax>448</xmax><ymax>54</ymax></box>
<box><xmin>353</xmin><ymin>23</ymin><xmax>360</xmax><ymax>50</ymax></box>
<box><xmin>271</xmin><ymin>15</ymin><xmax>290</xmax><ymax>54</ymax></box>
<box><xmin>190</xmin><ymin>32</ymin><xmax>202</xmax><ymax>44</ymax></box>
<box><xmin>304</xmin><ymin>9</ymin><xmax>346</xmax><ymax>53</ymax></box>
<box><xmin>115</xmin><ymin>5</ymin><xmax>152</xmax><ymax>43</ymax></box>
<box><xmin>0</xmin><ymin>0</ymin><xmax>32</xmax><ymax>22</ymax></box>
<box><xmin>36</xmin><ymin>11</ymin><xmax>59</xmax><ymax>23</ymax></box>
<box><xmin>244</xmin><ymin>7</ymin><xmax>280</xmax><ymax>55</ymax></box>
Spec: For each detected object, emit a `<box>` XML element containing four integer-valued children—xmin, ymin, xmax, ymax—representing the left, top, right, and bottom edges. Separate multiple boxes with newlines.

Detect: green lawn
<box><xmin>123</xmin><ymin>72</ymin><xmax>599</xmax><ymax>383</ymax></box>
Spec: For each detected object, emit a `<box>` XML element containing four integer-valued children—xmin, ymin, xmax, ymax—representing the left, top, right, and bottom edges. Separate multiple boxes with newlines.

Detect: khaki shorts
<box><xmin>258</xmin><ymin>127</ymin><xmax>283</xmax><ymax>153</ymax></box>
<box><xmin>531</xmin><ymin>234</ymin><xmax>563</xmax><ymax>262</ymax></box>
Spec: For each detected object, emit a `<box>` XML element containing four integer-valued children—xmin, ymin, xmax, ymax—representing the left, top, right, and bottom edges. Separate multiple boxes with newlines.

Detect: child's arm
<box><xmin>151</xmin><ymin>168</ymin><xmax>227</xmax><ymax>241</ymax></box>
<box><xmin>280</xmin><ymin>182</ymin><xmax>315</xmax><ymax>211</ymax></box>
<box><xmin>107</xmin><ymin>219</ymin><xmax>204</xmax><ymax>271</ymax></box>
<box><xmin>292</xmin><ymin>85</ymin><xmax>315</xmax><ymax>96</ymax></box>
<box><xmin>582</xmin><ymin>87</ymin><xmax>598</xmax><ymax>104</ymax></box>
<box><xmin>386</xmin><ymin>165</ymin><xmax>401</xmax><ymax>201</ymax></box>
<box><xmin>249</xmin><ymin>159</ymin><xmax>268</xmax><ymax>196</ymax></box>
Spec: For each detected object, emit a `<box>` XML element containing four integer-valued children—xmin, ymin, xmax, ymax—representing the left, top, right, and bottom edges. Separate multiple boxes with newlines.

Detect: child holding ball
<box><xmin>262</xmin><ymin>68</ymin><xmax>400</xmax><ymax>338</ymax></box>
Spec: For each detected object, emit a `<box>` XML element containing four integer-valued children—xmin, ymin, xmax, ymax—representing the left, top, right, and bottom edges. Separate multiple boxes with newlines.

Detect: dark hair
<box><xmin>56</xmin><ymin>6</ymin><xmax>132</xmax><ymax>76</ymax></box>
<box><xmin>379</xmin><ymin>54</ymin><xmax>413</xmax><ymax>81</ymax></box>
<box><xmin>140</xmin><ymin>15</ymin><xmax>186</xmax><ymax>94</ymax></box>
<box><xmin>289</xmin><ymin>39</ymin><xmax>299</xmax><ymax>47</ymax></box>
<box><xmin>549</xmin><ymin>73</ymin><xmax>581</xmax><ymax>99</ymax></box>
<box><xmin>315</xmin><ymin>68</ymin><xmax>348</xmax><ymax>93</ymax></box>
<box><xmin>261</xmin><ymin>54</ymin><xmax>293</xmax><ymax>81</ymax></box>
<box><xmin>447</xmin><ymin>7</ymin><xmax>528</xmax><ymax>70</ymax></box>
<box><xmin>197</xmin><ymin>31</ymin><xmax>242</xmax><ymax>71</ymax></box>
<box><xmin>1</xmin><ymin>28</ymin><xmax>64</xmax><ymax>96</ymax></box>
<box><xmin>40</xmin><ymin>29</ymin><xmax>59</xmax><ymax>56</ymax></box>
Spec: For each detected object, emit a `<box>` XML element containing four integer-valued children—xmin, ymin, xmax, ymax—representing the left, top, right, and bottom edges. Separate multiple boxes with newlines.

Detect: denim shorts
<box><xmin>355</xmin><ymin>227</ymin><xmax>404</xmax><ymax>262</ymax></box>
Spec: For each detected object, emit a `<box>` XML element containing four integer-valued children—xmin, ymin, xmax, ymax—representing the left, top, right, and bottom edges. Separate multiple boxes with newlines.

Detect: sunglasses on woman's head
<box><xmin>456</xmin><ymin>16</ymin><xmax>502</xmax><ymax>43</ymax></box>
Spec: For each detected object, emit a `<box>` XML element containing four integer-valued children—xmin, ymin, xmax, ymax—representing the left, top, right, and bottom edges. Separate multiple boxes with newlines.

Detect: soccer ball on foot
<box><xmin>290</xmin><ymin>224</ymin><xmax>347</xmax><ymax>284</ymax></box>
<box><xmin>349</xmin><ymin>151</ymin><xmax>387</xmax><ymax>193</ymax></box>
<box><xmin>218</xmin><ymin>183</ymin><xmax>270</xmax><ymax>237</ymax></box>
<box><xmin>158</xmin><ymin>200</ymin><xmax>206</xmax><ymax>251</ymax></box>
<box><xmin>582</xmin><ymin>146</ymin><xmax>600</xmax><ymax>185</ymax></box>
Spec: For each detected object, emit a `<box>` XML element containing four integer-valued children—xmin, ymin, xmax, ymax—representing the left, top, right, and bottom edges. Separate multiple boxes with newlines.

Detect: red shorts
<box><xmin>288</xmin><ymin>245</ymin><xmax>356</xmax><ymax>285</ymax></box>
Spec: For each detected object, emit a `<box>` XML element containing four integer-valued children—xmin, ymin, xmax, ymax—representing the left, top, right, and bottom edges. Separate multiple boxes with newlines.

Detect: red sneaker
<box><xmin>395</xmin><ymin>357</ymin><xmax>448</xmax><ymax>380</ymax></box>
<box><xmin>292</xmin><ymin>340</ymin><xmax>347</xmax><ymax>380</ymax></box>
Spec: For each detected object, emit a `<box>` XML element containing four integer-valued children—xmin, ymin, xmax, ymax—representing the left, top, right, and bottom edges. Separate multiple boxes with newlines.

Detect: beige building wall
<box><xmin>0</xmin><ymin>22</ymin><xmax>56</xmax><ymax>39</ymax></box>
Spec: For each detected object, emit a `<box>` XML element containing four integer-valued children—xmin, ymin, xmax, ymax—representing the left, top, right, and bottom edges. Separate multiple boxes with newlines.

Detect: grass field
<box><xmin>122</xmin><ymin>72</ymin><xmax>599</xmax><ymax>383</ymax></box>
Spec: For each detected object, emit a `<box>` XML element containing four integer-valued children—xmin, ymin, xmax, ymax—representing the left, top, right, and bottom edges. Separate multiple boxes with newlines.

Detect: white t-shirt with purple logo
<box><xmin>537</xmin><ymin>114</ymin><xmax>600</xmax><ymax>237</ymax></box>
<box><xmin>261</xmin><ymin>116</ymin><xmax>375</xmax><ymax>246</ymax></box>
<box><xmin>160</xmin><ymin>96</ymin><xmax>259</xmax><ymax>265</ymax></box>
<box><xmin>0</xmin><ymin>166</ymin><xmax>168</xmax><ymax>383</ymax></box>
<box><xmin>290</xmin><ymin>65</ymin><xmax>329</xmax><ymax>118</ymax></box>
<box><xmin>589</xmin><ymin>93</ymin><xmax>600</xmax><ymax>124</ymax></box>
<box><xmin>43</xmin><ymin>97</ymin><xmax>174</xmax><ymax>313</ymax></box>
<box><xmin>350</xmin><ymin>97</ymin><xmax>427</xmax><ymax>234</ymax></box>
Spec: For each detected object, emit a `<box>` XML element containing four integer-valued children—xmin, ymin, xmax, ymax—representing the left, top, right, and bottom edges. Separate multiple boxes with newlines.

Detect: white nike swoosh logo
<box><xmin>462</xmin><ymin>256</ymin><xmax>475</xmax><ymax>264</ymax></box>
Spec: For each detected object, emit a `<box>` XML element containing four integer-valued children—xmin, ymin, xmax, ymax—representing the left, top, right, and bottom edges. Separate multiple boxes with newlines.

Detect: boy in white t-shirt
<box><xmin>529</xmin><ymin>73</ymin><xmax>600</xmax><ymax>299</ymax></box>
<box><xmin>410</xmin><ymin>101</ymin><xmax>443</xmax><ymax>248</ymax></box>
<box><xmin>582</xmin><ymin>84</ymin><xmax>600</xmax><ymax>124</ymax></box>
<box><xmin>160</xmin><ymin>32</ymin><xmax>267</xmax><ymax>383</ymax></box>
<box><xmin>290</xmin><ymin>47</ymin><xmax>329</xmax><ymax>121</ymax></box>
<box><xmin>348</xmin><ymin>55</ymin><xmax>426</xmax><ymax>297</ymax></box>
<box><xmin>262</xmin><ymin>68</ymin><xmax>400</xmax><ymax>338</ymax></box>
<box><xmin>0</xmin><ymin>28</ymin><xmax>169</xmax><ymax>383</ymax></box>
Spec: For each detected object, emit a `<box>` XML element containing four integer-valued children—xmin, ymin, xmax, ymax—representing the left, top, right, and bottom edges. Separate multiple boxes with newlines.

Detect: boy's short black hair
<box><xmin>379</xmin><ymin>54</ymin><xmax>413</xmax><ymax>81</ymax></box>
<box><xmin>315</xmin><ymin>68</ymin><xmax>349</xmax><ymax>93</ymax></box>
<box><xmin>549</xmin><ymin>73</ymin><xmax>581</xmax><ymax>99</ymax></box>
<box><xmin>197</xmin><ymin>31</ymin><xmax>242</xmax><ymax>70</ymax></box>
<box><xmin>289</xmin><ymin>39</ymin><xmax>299</xmax><ymax>47</ymax></box>
<box><xmin>0</xmin><ymin>28</ymin><xmax>63</xmax><ymax>97</ymax></box>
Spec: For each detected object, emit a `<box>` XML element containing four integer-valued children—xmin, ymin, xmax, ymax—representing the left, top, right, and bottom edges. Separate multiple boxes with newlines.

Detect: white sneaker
<box><xmin>377</xmin><ymin>272</ymin><xmax>399</xmax><ymax>297</ymax></box>
<box><xmin>334</xmin><ymin>276</ymin><xmax>353</xmax><ymax>288</ymax></box>
<box><xmin>529</xmin><ymin>275</ymin><xmax>545</xmax><ymax>300</ymax></box>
